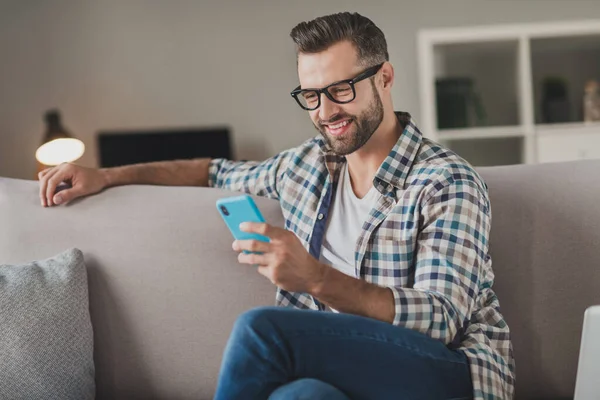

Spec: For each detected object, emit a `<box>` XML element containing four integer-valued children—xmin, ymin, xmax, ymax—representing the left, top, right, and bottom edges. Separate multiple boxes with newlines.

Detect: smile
<box><xmin>329</xmin><ymin>120</ymin><xmax>350</xmax><ymax>129</ymax></box>
<box><xmin>324</xmin><ymin>120</ymin><xmax>352</xmax><ymax>136</ymax></box>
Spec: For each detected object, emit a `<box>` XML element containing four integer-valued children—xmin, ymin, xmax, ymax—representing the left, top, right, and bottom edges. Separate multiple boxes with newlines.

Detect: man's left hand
<box><xmin>232</xmin><ymin>222</ymin><xmax>326</xmax><ymax>294</ymax></box>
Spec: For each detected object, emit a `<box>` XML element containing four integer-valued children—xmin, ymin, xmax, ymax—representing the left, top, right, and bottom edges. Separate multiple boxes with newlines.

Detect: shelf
<box><xmin>536</xmin><ymin>121</ymin><xmax>600</xmax><ymax>136</ymax></box>
<box><xmin>436</xmin><ymin>125</ymin><xmax>525</xmax><ymax>140</ymax></box>
<box><xmin>419</xmin><ymin>19</ymin><xmax>600</xmax><ymax>166</ymax></box>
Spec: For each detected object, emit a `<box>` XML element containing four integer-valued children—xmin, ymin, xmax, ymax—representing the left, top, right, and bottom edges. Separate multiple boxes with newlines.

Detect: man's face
<box><xmin>297</xmin><ymin>41</ymin><xmax>384</xmax><ymax>156</ymax></box>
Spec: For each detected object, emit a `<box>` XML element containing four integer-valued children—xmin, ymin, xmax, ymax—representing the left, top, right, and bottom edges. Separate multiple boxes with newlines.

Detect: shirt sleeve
<box><xmin>388</xmin><ymin>176</ymin><xmax>490</xmax><ymax>345</ymax></box>
<box><xmin>208</xmin><ymin>149</ymin><xmax>295</xmax><ymax>200</ymax></box>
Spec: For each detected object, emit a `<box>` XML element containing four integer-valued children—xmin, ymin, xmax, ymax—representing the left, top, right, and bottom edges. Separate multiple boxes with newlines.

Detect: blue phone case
<box><xmin>216</xmin><ymin>195</ymin><xmax>270</xmax><ymax>254</ymax></box>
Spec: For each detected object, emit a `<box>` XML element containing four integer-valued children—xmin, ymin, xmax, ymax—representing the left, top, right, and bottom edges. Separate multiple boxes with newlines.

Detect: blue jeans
<box><xmin>214</xmin><ymin>307</ymin><xmax>472</xmax><ymax>400</ymax></box>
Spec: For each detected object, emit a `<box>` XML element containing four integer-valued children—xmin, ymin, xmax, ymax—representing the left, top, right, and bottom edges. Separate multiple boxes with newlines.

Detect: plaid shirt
<box><xmin>208</xmin><ymin>112</ymin><xmax>515</xmax><ymax>399</ymax></box>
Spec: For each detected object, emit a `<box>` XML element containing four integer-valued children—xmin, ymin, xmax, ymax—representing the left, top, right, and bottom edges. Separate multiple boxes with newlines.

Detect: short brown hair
<box><xmin>290</xmin><ymin>12</ymin><xmax>389</xmax><ymax>67</ymax></box>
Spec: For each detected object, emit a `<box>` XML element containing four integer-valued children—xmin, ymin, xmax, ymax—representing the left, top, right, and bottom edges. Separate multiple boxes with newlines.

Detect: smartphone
<box><xmin>216</xmin><ymin>194</ymin><xmax>270</xmax><ymax>254</ymax></box>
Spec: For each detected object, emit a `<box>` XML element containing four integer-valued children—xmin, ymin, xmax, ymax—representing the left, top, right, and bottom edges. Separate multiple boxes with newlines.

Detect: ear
<box><xmin>380</xmin><ymin>62</ymin><xmax>394</xmax><ymax>91</ymax></box>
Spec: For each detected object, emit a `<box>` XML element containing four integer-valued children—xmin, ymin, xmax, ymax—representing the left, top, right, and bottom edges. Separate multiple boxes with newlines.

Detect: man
<box><xmin>38</xmin><ymin>12</ymin><xmax>514</xmax><ymax>400</ymax></box>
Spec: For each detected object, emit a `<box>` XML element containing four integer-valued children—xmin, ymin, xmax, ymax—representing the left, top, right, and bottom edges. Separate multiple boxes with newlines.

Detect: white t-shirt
<box><xmin>319</xmin><ymin>162</ymin><xmax>379</xmax><ymax>313</ymax></box>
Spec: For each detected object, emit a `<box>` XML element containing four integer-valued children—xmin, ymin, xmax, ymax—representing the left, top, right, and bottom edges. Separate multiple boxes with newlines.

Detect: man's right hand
<box><xmin>38</xmin><ymin>163</ymin><xmax>107</xmax><ymax>207</ymax></box>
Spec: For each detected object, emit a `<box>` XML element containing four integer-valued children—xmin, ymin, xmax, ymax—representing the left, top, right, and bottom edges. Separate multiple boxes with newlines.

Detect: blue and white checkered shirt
<box><xmin>209</xmin><ymin>112</ymin><xmax>515</xmax><ymax>399</ymax></box>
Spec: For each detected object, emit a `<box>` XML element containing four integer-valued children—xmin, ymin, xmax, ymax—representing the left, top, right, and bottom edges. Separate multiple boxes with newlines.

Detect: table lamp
<box><xmin>35</xmin><ymin>109</ymin><xmax>85</xmax><ymax>174</ymax></box>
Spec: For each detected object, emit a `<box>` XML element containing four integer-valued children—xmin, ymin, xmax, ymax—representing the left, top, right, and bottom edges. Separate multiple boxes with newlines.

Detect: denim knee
<box><xmin>268</xmin><ymin>378</ymin><xmax>350</xmax><ymax>400</ymax></box>
<box><xmin>231</xmin><ymin>307</ymin><xmax>282</xmax><ymax>338</ymax></box>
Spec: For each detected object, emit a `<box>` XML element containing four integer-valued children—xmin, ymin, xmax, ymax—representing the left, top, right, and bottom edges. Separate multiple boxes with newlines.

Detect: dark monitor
<box><xmin>97</xmin><ymin>127</ymin><xmax>232</xmax><ymax>168</ymax></box>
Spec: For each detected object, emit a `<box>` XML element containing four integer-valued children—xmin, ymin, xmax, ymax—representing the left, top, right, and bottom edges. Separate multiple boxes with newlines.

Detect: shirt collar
<box><xmin>316</xmin><ymin>111</ymin><xmax>423</xmax><ymax>194</ymax></box>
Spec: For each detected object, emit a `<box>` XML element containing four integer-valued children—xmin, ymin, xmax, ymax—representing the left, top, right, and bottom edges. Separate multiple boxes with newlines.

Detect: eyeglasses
<box><xmin>290</xmin><ymin>63</ymin><xmax>384</xmax><ymax>111</ymax></box>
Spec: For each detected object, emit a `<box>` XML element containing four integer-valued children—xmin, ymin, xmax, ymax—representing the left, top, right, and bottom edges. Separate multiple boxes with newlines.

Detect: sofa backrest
<box><xmin>479</xmin><ymin>159</ymin><xmax>600</xmax><ymax>399</ymax></box>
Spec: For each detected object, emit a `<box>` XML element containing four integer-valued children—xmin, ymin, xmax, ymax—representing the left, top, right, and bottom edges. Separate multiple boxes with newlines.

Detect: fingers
<box><xmin>39</xmin><ymin>166</ymin><xmax>59</xmax><ymax>207</ymax></box>
<box><xmin>38</xmin><ymin>167</ymin><xmax>52</xmax><ymax>180</ymax></box>
<box><xmin>239</xmin><ymin>222</ymin><xmax>283</xmax><ymax>239</ymax></box>
<box><xmin>52</xmin><ymin>187</ymin><xmax>83</xmax><ymax>206</ymax></box>
<box><xmin>45</xmin><ymin>165</ymin><xmax>72</xmax><ymax>207</ymax></box>
<box><xmin>237</xmin><ymin>251</ymin><xmax>268</xmax><ymax>266</ymax></box>
<box><xmin>39</xmin><ymin>168</ymin><xmax>50</xmax><ymax>206</ymax></box>
<box><xmin>233</xmin><ymin>239</ymin><xmax>271</xmax><ymax>253</ymax></box>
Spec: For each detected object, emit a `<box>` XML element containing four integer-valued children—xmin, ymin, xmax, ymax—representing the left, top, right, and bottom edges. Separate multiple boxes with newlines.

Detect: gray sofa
<box><xmin>1</xmin><ymin>159</ymin><xmax>599</xmax><ymax>399</ymax></box>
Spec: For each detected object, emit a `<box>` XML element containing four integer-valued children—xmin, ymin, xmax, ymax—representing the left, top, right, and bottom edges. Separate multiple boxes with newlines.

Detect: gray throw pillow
<box><xmin>0</xmin><ymin>248</ymin><xmax>95</xmax><ymax>400</ymax></box>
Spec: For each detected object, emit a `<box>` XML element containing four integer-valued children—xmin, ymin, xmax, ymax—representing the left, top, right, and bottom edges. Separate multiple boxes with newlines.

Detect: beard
<box><xmin>314</xmin><ymin>80</ymin><xmax>384</xmax><ymax>156</ymax></box>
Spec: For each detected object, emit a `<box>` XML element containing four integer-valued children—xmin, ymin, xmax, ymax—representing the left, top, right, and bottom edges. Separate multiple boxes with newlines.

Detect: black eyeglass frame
<box><xmin>290</xmin><ymin>62</ymin><xmax>385</xmax><ymax>111</ymax></box>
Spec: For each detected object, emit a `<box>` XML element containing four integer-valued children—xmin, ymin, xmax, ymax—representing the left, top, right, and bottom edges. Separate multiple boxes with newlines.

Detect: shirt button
<box><xmin>317</xmin><ymin>213</ymin><xmax>324</xmax><ymax>220</ymax></box>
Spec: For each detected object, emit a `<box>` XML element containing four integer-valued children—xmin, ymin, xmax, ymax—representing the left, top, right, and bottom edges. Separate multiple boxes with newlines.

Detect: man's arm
<box><xmin>40</xmin><ymin>140</ymin><xmax>298</xmax><ymax>207</ymax></box>
<box><xmin>233</xmin><ymin>221</ymin><xmax>397</xmax><ymax>323</ymax></box>
<box><xmin>102</xmin><ymin>158</ymin><xmax>212</xmax><ymax>188</ymax></box>
<box><xmin>311</xmin><ymin>267</ymin><xmax>396</xmax><ymax>323</ymax></box>
<box><xmin>310</xmin><ymin>177</ymin><xmax>489</xmax><ymax>345</ymax></box>
<box><xmin>39</xmin><ymin>158</ymin><xmax>212</xmax><ymax>207</ymax></box>
<box><xmin>207</xmin><ymin>148</ymin><xmax>295</xmax><ymax>200</ymax></box>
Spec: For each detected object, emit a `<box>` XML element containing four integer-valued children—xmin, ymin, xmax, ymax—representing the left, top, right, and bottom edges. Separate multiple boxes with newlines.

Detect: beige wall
<box><xmin>2</xmin><ymin>0</ymin><xmax>600</xmax><ymax>179</ymax></box>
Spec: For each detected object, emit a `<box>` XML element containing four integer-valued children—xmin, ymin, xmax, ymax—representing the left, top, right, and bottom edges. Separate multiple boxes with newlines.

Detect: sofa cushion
<box><xmin>0</xmin><ymin>248</ymin><xmax>95</xmax><ymax>400</ymax></box>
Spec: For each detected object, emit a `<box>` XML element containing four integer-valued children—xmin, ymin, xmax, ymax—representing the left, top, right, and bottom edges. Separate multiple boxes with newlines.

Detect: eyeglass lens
<box><xmin>297</xmin><ymin>82</ymin><xmax>354</xmax><ymax>109</ymax></box>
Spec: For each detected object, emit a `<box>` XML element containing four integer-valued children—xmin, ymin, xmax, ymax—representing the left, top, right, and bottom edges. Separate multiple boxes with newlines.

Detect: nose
<box><xmin>318</xmin><ymin>92</ymin><xmax>340</xmax><ymax>122</ymax></box>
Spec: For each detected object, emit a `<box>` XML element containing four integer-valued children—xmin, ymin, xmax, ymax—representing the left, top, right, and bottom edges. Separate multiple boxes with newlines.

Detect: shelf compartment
<box><xmin>433</xmin><ymin>40</ymin><xmax>520</xmax><ymax>129</ymax></box>
<box><xmin>531</xmin><ymin>34</ymin><xmax>600</xmax><ymax>124</ymax></box>
<box><xmin>537</xmin><ymin>130</ymin><xmax>600</xmax><ymax>163</ymax></box>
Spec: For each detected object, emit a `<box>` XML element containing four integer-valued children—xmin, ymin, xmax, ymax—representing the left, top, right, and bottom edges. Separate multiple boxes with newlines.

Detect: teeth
<box><xmin>329</xmin><ymin>120</ymin><xmax>349</xmax><ymax>129</ymax></box>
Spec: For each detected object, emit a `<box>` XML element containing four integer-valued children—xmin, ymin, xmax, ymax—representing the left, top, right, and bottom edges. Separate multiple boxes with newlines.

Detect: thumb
<box><xmin>53</xmin><ymin>187</ymin><xmax>84</xmax><ymax>205</ymax></box>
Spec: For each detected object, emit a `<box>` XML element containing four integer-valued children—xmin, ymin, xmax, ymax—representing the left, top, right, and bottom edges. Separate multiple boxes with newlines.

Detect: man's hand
<box><xmin>38</xmin><ymin>163</ymin><xmax>107</xmax><ymax>207</ymax></box>
<box><xmin>233</xmin><ymin>222</ymin><xmax>327</xmax><ymax>294</ymax></box>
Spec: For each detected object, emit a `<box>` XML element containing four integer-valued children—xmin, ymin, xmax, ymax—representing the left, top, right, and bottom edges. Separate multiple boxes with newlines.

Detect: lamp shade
<box><xmin>35</xmin><ymin>110</ymin><xmax>85</xmax><ymax>166</ymax></box>
<box><xmin>36</xmin><ymin>137</ymin><xmax>85</xmax><ymax>166</ymax></box>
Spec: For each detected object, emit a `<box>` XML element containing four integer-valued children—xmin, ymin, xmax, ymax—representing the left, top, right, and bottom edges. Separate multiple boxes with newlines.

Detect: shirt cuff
<box><xmin>207</xmin><ymin>158</ymin><xmax>224</xmax><ymax>188</ymax></box>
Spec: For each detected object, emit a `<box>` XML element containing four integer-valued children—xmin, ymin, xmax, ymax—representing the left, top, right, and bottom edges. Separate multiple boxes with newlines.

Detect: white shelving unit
<box><xmin>418</xmin><ymin>20</ymin><xmax>600</xmax><ymax>166</ymax></box>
